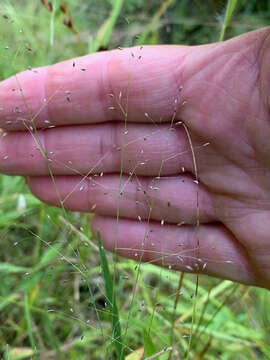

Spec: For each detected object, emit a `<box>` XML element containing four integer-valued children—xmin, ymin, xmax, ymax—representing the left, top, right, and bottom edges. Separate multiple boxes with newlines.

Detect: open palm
<box><xmin>1</xmin><ymin>27</ymin><xmax>270</xmax><ymax>288</ymax></box>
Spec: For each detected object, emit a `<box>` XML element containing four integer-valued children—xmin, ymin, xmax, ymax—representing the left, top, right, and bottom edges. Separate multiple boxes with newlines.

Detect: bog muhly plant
<box><xmin>0</xmin><ymin>1</ymin><xmax>270</xmax><ymax>360</ymax></box>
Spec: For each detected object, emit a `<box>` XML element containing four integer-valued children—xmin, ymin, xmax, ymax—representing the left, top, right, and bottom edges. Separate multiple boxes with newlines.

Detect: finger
<box><xmin>27</xmin><ymin>174</ymin><xmax>216</xmax><ymax>224</ymax></box>
<box><xmin>91</xmin><ymin>216</ymin><xmax>257</xmax><ymax>286</ymax></box>
<box><xmin>0</xmin><ymin>46</ymin><xmax>189</xmax><ymax>131</ymax></box>
<box><xmin>0</xmin><ymin>123</ymin><xmax>195</xmax><ymax>176</ymax></box>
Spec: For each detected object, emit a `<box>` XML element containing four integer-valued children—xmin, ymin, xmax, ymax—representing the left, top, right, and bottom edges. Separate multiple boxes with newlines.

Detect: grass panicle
<box><xmin>0</xmin><ymin>1</ymin><xmax>269</xmax><ymax>359</ymax></box>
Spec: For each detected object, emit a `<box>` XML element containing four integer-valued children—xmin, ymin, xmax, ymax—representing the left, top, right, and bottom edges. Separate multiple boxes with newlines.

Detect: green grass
<box><xmin>97</xmin><ymin>232</ymin><xmax>123</xmax><ymax>359</ymax></box>
<box><xmin>0</xmin><ymin>0</ymin><xmax>270</xmax><ymax>359</ymax></box>
<box><xmin>219</xmin><ymin>0</ymin><xmax>238</xmax><ymax>41</ymax></box>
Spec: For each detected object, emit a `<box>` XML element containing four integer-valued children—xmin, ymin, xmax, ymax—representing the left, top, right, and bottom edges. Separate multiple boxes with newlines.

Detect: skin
<box><xmin>0</xmin><ymin>27</ymin><xmax>270</xmax><ymax>289</ymax></box>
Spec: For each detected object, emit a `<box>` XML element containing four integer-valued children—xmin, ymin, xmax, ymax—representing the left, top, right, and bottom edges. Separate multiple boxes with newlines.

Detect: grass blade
<box><xmin>92</xmin><ymin>0</ymin><xmax>124</xmax><ymax>52</ymax></box>
<box><xmin>0</xmin><ymin>263</ymin><xmax>30</xmax><ymax>274</ymax></box>
<box><xmin>143</xmin><ymin>328</ymin><xmax>156</xmax><ymax>357</ymax></box>
<box><xmin>97</xmin><ymin>231</ymin><xmax>124</xmax><ymax>359</ymax></box>
<box><xmin>219</xmin><ymin>0</ymin><xmax>238</xmax><ymax>41</ymax></box>
<box><xmin>24</xmin><ymin>293</ymin><xmax>37</xmax><ymax>359</ymax></box>
<box><xmin>135</xmin><ymin>0</ymin><xmax>175</xmax><ymax>45</ymax></box>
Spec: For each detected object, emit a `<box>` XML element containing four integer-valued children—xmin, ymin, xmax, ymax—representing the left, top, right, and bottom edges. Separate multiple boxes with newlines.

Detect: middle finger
<box><xmin>0</xmin><ymin>122</ymin><xmax>194</xmax><ymax>176</ymax></box>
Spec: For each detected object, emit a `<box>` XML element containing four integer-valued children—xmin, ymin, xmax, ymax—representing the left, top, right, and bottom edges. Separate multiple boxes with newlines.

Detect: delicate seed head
<box><xmin>175</xmin><ymin>121</ymin><xmax>183</xmax><ymax>126</ymax></box>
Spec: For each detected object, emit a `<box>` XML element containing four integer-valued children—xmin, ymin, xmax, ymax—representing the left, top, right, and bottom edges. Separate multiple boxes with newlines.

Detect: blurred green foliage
<box><xmin>0</xmin><ymin>1</ymin><xmax>269</xmax><ymax>359</ymax></box>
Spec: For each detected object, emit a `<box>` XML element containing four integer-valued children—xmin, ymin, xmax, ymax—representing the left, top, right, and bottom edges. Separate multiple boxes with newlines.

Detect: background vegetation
<box><xmin>0</xmin><ymin>0</ymin><xmax>270</xmax><ymax>359</ymax></box>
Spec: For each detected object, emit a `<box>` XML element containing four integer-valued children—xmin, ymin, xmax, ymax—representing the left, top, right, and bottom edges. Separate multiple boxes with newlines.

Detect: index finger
<box><xmin>0</xmin><ymin>46</ymin><xmax>188</xmax><ymax>131</ymax></box>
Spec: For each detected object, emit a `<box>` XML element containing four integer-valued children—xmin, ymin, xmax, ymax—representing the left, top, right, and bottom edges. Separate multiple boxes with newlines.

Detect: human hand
<box><xmin>0</xmin><ymin>27</ymin><xmax>270</xmax><ymax>289</ymax></box>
